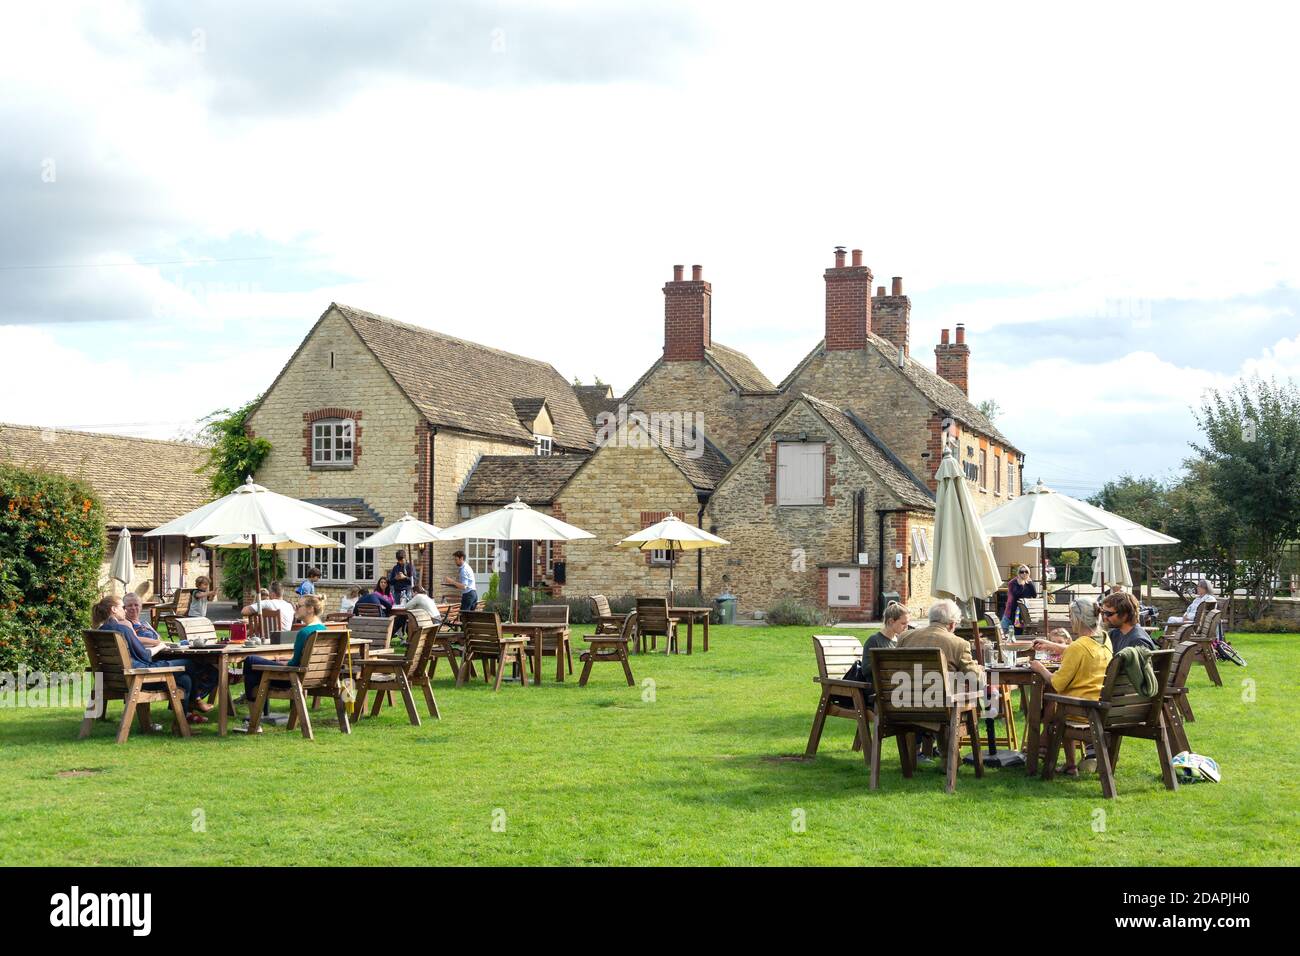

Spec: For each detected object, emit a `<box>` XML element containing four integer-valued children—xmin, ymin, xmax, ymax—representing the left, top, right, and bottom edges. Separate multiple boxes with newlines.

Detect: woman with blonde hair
<box><xmin>1026</xmin><ymin>598</ymin><xmax>1112</xmax><ymax>775</ymax></box>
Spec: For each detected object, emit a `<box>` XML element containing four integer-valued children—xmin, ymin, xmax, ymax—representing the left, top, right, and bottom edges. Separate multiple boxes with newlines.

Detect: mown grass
<box><xmin>0</xmin><ymin>627</ymin><xmax>1294</xmax><ymax>866</ymax></box>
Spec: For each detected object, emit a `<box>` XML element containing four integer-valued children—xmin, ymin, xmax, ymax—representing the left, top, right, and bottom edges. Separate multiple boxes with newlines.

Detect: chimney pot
<box><xmin>851</xmin><ymin>249</ymin><xmax>863</xmax><ymax>267</ymax></box>
<box><xmin>692</xmin><ymin>264</ymin><xmax>703</xmax><ymax>282</ymax></box>
<box><xmin>940</xmin><ymin>328</ymin><xmax>950</xmax><ymax>345</ymax></box>
<box><xmin>891</xmin><ymin>276</ymin><xmax>903</xmax><ymax>296</ymax></box>
<box><xmin>955</xmin><ymin>323</ymin><xmax>966</xmax><ymax>344</ymax></box>
<box><xmin>876</xmin><ymin>285</ymin><xmax>886</xmax><ymax>296</ymax></box>
<box><xmin>673</xmin><ymin>264</ymin><xmax>684</xmax><ymax>282</ymax></box>
<box><xmin>833</xmin><ymin>246</ymin><xmax>847</xmax><ymax>268</ymax></box>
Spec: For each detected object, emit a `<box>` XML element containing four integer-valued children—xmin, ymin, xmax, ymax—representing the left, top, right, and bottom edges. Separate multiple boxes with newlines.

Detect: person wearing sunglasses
<box><xmin>1100</xmin><ymin>591</ymin><xmax>1156</xmax><ymax>654</ymax></box>
<box><xmin>1000</xmin><ymin>565</ymin><xmax>1036</xmax><ymax>637</ymax></box>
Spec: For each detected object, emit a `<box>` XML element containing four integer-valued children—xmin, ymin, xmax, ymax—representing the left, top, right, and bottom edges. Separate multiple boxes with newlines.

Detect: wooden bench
<box><xmin>354</xmin><ymin>608</ymin><xmax>440</xmax><ymax>725</ymax></box>
<box><xmin>247</xmin><ymin>630</ymin><xmax>353</xmax><ymax>739</ymax></box>
<box><xmin>79</xmin><ymin>630</ymin><xmax>191</xmax><ymax>743</ymax></box>
<box><xmin>805</xmin><ymin>635</ymin><xmax>873</xmax><ymax>767</ymax></box>
<box><xmin>457</xmin><ymin>611</ymin><xmax>529</xmax><ymax>691</ymax></box>
<box><xmin>1172</xmin><ymin>607</ymin><xmax>1223</xmax><ymax>688</ymax></box>
<box><xmin>868</xmin><ymin>647</ymin><xmax>984</xmax><ymax>793</ymax></box>
<box><xmin>579</xmin><ymin>611</ymin><xmax>637</xmax><ymax>687</ymax></box>
<box><xmin>1041</xmin><ymin>648</ymin><xmax>1177</xmax><ymax>798</ymax></box>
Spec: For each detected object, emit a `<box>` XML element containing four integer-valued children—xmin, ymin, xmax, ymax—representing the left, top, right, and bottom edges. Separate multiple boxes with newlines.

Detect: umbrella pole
<box><xmin>975</xmin><ymin>617</ymin><xmax>997</xmax><ymax>756</ymax></box>
<box><xmin>511</xmin><ymin>540</ymin><xmax>520</xmax><ymax>623</ymax></box>
<box><xmin>669</xmin><ymin>547</ymin><xmax>675</xmax><ymax>605</ymax></box>
<box><xmin>252</xmin><ymin>535</ymin><xmax>262</xmax><ymax>636</ymax></box>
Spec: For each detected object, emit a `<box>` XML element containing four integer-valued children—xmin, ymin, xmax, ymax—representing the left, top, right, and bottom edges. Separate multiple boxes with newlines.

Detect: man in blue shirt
<box><xmin>352</xmin><ymin>586</ymin><xmax>388</xmax><ymax>616</ymax></box>
<box><xmin>442</xmin><ymin>550</ymin><xmax>478</xmax><ymax>612</ymax></box>
<box><xmin>296</xmin><ymin>568</ymin><xmax>320</xmax><ymax>596</ymax></box>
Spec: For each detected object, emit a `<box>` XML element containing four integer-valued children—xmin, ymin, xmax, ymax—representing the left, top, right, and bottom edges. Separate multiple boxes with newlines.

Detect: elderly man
<box><xmin>897</xmin><ymin>598</ymin><xmax>985</xmax><ymax>678</ymax></box>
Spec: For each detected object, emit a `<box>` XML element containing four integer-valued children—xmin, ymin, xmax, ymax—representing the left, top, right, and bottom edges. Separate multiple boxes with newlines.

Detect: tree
<box><xmin>1191</xmin><ymin>377</ymin><xmax>1300</xmax><ymax>619</ymax></box>
<box><xmin>198</xmin><ymin>397</ymin><xmax>272</xmax><ymax>497</ymax></box>
<box><xmin>976</xmin><ymin>399</ymin><xmax>1001</xmax><ymax>424</ymax></box>
<box><xmin>218</xmin><ymin>548</ymin><xmax>287</xmax><ymax>602</ymax></box>
<box><xmin>1059</xmin><ymin>550</ymin><xmax>1080</xmax><ymax>584</ymax></box>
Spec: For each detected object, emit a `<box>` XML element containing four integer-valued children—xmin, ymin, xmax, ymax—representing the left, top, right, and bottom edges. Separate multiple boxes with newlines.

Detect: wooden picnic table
<box><xmin>987</xmin><ymin>659</ymin><xmax>1058</xmax><ymax>775</ymax></box>
<box><xmin>668</xmin><ymin>606</ymin><xmax>711</xmax><ymax>653</ymax></box>
<box><xmin>499</xmin><ymin>621</ymin><xmax>570</xmax><ymax>683</ymax></box>
<box><xmin>161</xmin><ymin>637</ymin><xmax>369</xmax><ymax>735</ymax></box>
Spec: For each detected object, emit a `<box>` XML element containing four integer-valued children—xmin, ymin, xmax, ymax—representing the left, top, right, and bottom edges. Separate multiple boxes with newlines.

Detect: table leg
<box><xmin>534</xmin><ymin>632</ymin><xmax>544</xmax><ymax>685</ymax></box>
<box><xmin>217</xmin><ymin>657</ymin><xmax>230</xmax><ymax>736</ymax></box>
<box><xmin>686</xmin><ymin>617</ymin><xmax>693</xmax><ymax>655</ymax></box>
<box><xmin>1024</xmin><ymin>679</ymin><xmax>1043</xmax><ymax>776</ymax></box>
<box><xmin>702</xmin><ymin>616</ymin><xmax>709</xmax><ymax>652</ymax></box>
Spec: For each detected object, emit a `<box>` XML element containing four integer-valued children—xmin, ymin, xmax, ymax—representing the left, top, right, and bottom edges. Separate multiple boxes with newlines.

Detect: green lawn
<box><xmin>1</xmin><ymin>627</ymin><xmax>1295</xmax><ymax>866</ymax></box>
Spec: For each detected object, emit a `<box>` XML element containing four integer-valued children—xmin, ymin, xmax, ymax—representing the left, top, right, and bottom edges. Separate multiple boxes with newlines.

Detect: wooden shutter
<box><xmin>777</xmin><ymin>443</ymin><xmax>825</xmax><ymax>505</ymax></box>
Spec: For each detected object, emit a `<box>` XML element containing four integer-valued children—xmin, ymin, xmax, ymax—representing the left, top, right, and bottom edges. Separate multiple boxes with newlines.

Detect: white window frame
<box><xmin>534</xmin><ymin>434</ymin><xmax>553</xmax><ymax>457</ymax></box>
<box><xmin>776</xmin><ymin>442</ymin><xmax>826</xmax><ymax>506</ymax></box>
<box><xmin>294</xmin><ymin>529</ymin><xmax>374</xmax><ymax>584</ymax></box>
<box><xmin>464</xmin><ymin>538</ymin><xmax>497</xmax><ymax>576</ymax></box>
<box><xmin>312</xmin><ymin>418</ymin><xmax>355</xmax><ymax>466</ymax></box>
<box><xmin>649</xmin><ymin>547</ymin><xmax>673</xmax><ymax>566</ymax></box>
<box><xmin>978</xmin><ymin>449</ymin><xmax>988</xmax><ymax>490</ymax></box>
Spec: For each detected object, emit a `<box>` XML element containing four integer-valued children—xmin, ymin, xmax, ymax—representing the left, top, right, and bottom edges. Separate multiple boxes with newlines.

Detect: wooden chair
<box><xmin>1161</xmin><ymin>599</ymin><xmax>1214</xmax><ymax>646</ymax></box>
<box><xmin>252</xmin><ymin>606</ymin><xmax>284</xmax><ymax>640</ymax></box>
<box><xmin>353</xmin><ymin>609</ymin><xmax>440</xmax><ymax>725</ymax></box>
<box><xmin>1162</xmin><ymin>641</ymin><xmax>1197</xmax><ymax>756</ymax></box>
<box><xmin>247</xmin><ymin>631</ymin><xmax>353</xmax><ymax>739</ymax></box>
<box><xmin>155</xmin><ymin>588</ymin><xmax>195</xmax><ymax>637</ymax></box>
<box><xmin>1017</xmin><ymin>597</ymin><xmax>1049</xmax><ymax>636</ymax></box>
<box><xmin>457</xmin><ymin>611</ymin><xmax>530</xmax><ymax>691</ymax></box>
<box><xmin>354</xmin><ymin>602</ymin><xmax>383</xmax><ymax>618</ymax></box>
<box><xmin>590</xmin><ymin>594</ymin><xmax>629</xmax><ymax>636</ymax></box>
<box><xmin>868</xmin><ymin>647</ymin><xmax>984</xmax><ymax>793</ymax></box>
<box><xmin>635</xmin><ymin>598</ymin><xmax>679</xmax><ymax>654</ymax></box>
<box><xmin>1183</xmin><ymin>608</ymin><xmax>1223</xmax><ymax>687</ymax></box>
<box><xmin>1041</xmin><ymin>649</ymin><xmax>1177</xmax><ymax>798</ymax></box>
<box><xmin>79</xmin><ymin>630</ymin><xmax>191</xmax><ymax>743</ymax></box>
<box><xmin>324</xmin><ymin>611</ymin><xmax>352</xmax><ymax>624</ymax></box>
<box><xmin>427</xmin><ymin>615</ymin><xmax>464</xmax><ymax>681</ymax></box>
<box><xmin>579</xmin><ymin>611</ymin><xmax>637</xmax><ymax>687</ymax></box>
<box><xmin>805</xmin><ymin>635</ymin><xmax>874</xmax><ymax>767</ymax></box>
<box><xmin>348</xmin><ymin>615</ymin><xmax>395</xmax><ymax>654</ymax></box>
<box><xmin>529</xmin><ymin>604</ymin><xmax>573</xmax><ymax>679</ymax></box>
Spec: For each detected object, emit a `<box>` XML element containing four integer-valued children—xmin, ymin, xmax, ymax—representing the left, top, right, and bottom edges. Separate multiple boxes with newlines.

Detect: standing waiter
<box><xmin>443</xmin><ymin>550</ymin><xmax>478</xmax><ymax>611</ymax></box>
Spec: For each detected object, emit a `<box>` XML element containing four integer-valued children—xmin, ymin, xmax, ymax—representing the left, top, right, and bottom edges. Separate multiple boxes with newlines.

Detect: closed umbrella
<box><xmin>1091</xmin><ymin>545</ymin><xmax>1133</xmax><ymax>589</ymax></box>
<box><xmin>109</xmin><ymin>528</ymin><xmax>134</xmax><ymax>595</ymax></box>
<box><xmin>146</xmin><ymin>477</ymin><xmax>355</xmax><ymax>607</ymax></box>
<box><xmin>437</xmin><ymin>497</ymin><xmax>594</xmax><ymax>621</ymax></box>
<box><xmin>619</xmin><ymin>513</ymin><xmax>729</xmax><ymax>604</ymax></box>
<box><xmin>930</xmin><ymin>450</ymin><xmax>1000</xmax><ymax>640</ymax></box>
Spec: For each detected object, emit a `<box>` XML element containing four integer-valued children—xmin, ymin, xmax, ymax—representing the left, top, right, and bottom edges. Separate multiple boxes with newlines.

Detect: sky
<box><xmin>2</xmin><ymin>0</ymin><xmax>1299</xmax><ymax>499</ymax></box>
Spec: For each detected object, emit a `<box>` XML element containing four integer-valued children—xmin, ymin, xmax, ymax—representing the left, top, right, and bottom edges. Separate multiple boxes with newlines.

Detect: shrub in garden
<box><xmin>764</xmin><ymin>597</ymin><xmax>830</xmax><ymax>627</ymax></box>
<box><xmin>0</xmin><ymin>465</ymin><xmax>106</xmax><ymax>672</ymax></box>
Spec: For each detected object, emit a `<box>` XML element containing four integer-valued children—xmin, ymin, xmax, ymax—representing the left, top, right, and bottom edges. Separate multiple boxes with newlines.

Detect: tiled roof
<box><xmin>334</xmin><ymin>304</ymin><xmax>596</xmax><ymax>451</ymax></box>
<box><xmin>0</xmin><ymin>423</ymin><xmax>212</xmax><ymax>528</ymax></box>
<box><xmin>707</xmin><ymin>343</ymin><xmax>776</xmax><ymax>392</ymax></box>
<box><xmin>801</xmin><ymin>396</ymin><xmax>936</xmax><ymax>511</ymax></box>
<box><xmin>302</xmin><ymin>498</ymin><xmax>383</xmax><ymax>528</ymax></box>
<box><xmin>777</xmin><ymin>335</ymin><xmax>1018</xmax><ymax>452</ymax></box>
<box><xmin>510</xmin><ymin>397</ymin><xmax>548</xmax><ymax>430</ymax></box>
<box><xmin>458</xmin><ymin>455</ymin><xmax>587</xmax><ymax>505</ymax></box>
<box><xmin>574</xmin><ymin>384</ymin><xmax>619</xmax><ymax>424</ymax></box>
<box><xmin>654</xmin><ymin>428</ymin><xmax>732</xmax><ymax>491</ymax></box>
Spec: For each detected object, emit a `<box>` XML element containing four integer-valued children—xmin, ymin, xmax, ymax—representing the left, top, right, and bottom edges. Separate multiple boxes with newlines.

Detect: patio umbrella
<box><xmin>930</xmin><ymin>450</ymin><xmax>1000</xmax><ymax>651</ymax></box>
<box><xmin>201</xmin><ymin>529</ymin><xmax>343</xmax><ymax>550</ymax></box>
<box><xmin>980</xmin><ymin>479</ymin><xmax>1109</xmax><ymax>600</ymax></box>
<box><xmin>618</xmin><ymin>513</ymin><xmax>729</xmax><ymax>604</ymax></box>
<box><xmin>1032</xmin><ymin>505</ymin><xmax>1176</xmax><ymax>597</ymax></box>
<box><xmin>109</xmin><ymin>528</ymin><xmax>133</xmax><ymax>595</ymax></box>
<box><xmin>1091</xmin><ymin>545</ymin><xmax>1133</xmax><ymax>589</ymax></box>
<box><xmin>437</xmin><ymin>497</ymin><xmax>594</xmax><ymax>621</ymax></box>
<box><xmin>362</xmin><ymin>513</ymin><xmax>443</xmax><ymax>549</ymax></box>
<box><xmin>146</xmin><ymin>477</ymin><xmax>355</xmax><ymax>606</ymax></box>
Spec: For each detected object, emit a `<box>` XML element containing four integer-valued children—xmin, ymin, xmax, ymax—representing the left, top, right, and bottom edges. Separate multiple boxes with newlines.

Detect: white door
<box><xmin>465</xmin><ymin>538</ymin><xmax>504</xmax><ymax>592</ymax></box>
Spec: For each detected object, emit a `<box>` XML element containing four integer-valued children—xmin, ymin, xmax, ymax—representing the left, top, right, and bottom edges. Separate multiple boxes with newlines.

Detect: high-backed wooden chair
<box><xmin>805</xmin><ymin>635</ymin><xmax>873</xmax><ymax>767</ymax></box>
<box><xmin>348</xmin><ymin>615</ymin><xmax>395</xmax><ymax>654</ymax></box>
<box><xmin>579</xmin><ymin>611</ymin><xmax>637</xmax><ymax>687</ymax></box>
<box><xmin>1184</xmin><ymin>608</ymin><xmax>1223</xmax><ymax>687</ymax></box>
<box><xmin>868</xmin><ymin>647</ymin><xmax>984</xmax><ymax>793</ymax></box>
<box><xmin>353</xmin><ymin>609</ymin><xmax>440</xmax><ymax>725</ymax></box>
<box><xmin>156</xmin><ymin>588</ymin><xmax>195</xmax><ymax>637</ymax></box>
<box><xmin>1017</xmin><ymin>597</ymin><xmax>1048</xmax><ymax>636</ymax></box>
<box><xmin>79</xmin><ymin>630</ymin><xmax>191</xmax><ymax>743</ymax></box>
<box><xmin>635</xmin><ymin>598</ymin><xmax>678</xmax><ymax>654</ymax></box>
<box><xmin>354</xmin><ymin>601</ymin><xmax>383</xmax><ymax>618</ymax></box>
<box><xmin>247</xmin><ymin>631</ymin><xmax>353</xmax><ymax>739</ymax></box>
<box><xmin>529</xmin><ymin>604</ymin><xmax>573</xmax><ymax>679</ymax></box>
<box><xmin>172</xmin><ymin>616</ymin><xmax>218</xmax><ymax>645</ymax></box>
<box><xmin>1162</xmin><ymin>641</ymin><xmax>1197</xmax><ymax>756</ymax></box>
<box><xmin>324</xmin><ymin>611</ymin><xmax>352</xmax><ymax>623</ymax></box>
<box><xmin>457</xmin><ymin>611</ymin><xmax>529</xmax><ymax>691</ymax></box>
<box><xmin>589</xmin><ymin>594</ymin><xmax>628</xmax><ymax>636</ymax></box>
<box><xmin>1041</xmin><ymin>648</ymin><xmax>1177</xmax><ymax>798</ymax></box>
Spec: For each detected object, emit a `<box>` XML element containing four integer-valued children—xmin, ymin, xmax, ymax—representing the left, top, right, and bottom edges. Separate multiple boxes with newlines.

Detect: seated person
<box><xmin>242</xmin><ymin>581</ymin><xmax>296</xmax><ymax>633</ymax></box>
<box><xmin>352</xmin><ymin>586</ymin><xmax>387</xmax><ymax>615</ymax></box>
<box><xmin>1166</xmin><ymin>578</ymin><xmax>1215</xmax><ymax>629</ymax></box>
<box><xmin>394</xmin><ymin>585</ymin><xmax>443</xmax><ymax>624</ymax></box>
<box><xmin>854</xmin><ymin>601</ymin><xmax>909</xmax><ymax>706</ymax></box>
<box><xmin>123</xmin><ymin>592</ymin><xmax>216</xmax><ymax>718</ymax></box>
<box><xmin>188</xmin><ymin>576</ymin><xmax>213</xmax><ymax>618</ymax></box>
<box><xmin>1101</xmin><ymin>591</ymin><xmax>1156</xmax><ymax>654</ymax></box>
<box><xmin>898</xmin><ymin>598</ymin><xmax>985</xmax><ymax>678</ymax></box>
<box><xmin>1033</xmin><ymin>627</ymin><xmax>1072</xmax><ymax>661</ymax></box>
<box><xmin>372</xmin><ymin>576</ymin><xmax>396</xmax><ymax>611</ymax></box>
<box><xmin>1027</xmin><ymin>598</ymin><xmax>1113</xmax><ymax>776</ymax></box>
<box><xmin>92</xmin><ymin>594</ymin><xmax>195</xmax><ymax>719</ymax></box>
<box><xmin>339</xmin><ymin>587</ymin><xmax>361</xmax><ymax>614</ymax></box>
<box><xmin>241</xmin><ymin>595</ymin><xmax>328</xmax><ymax>711</ymax></box>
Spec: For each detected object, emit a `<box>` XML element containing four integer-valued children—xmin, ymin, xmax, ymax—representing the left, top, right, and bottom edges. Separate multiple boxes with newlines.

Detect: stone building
<box><xmin>0</xmin><ymin>423</ymin><xmax>215</xmax><ymax>598</ymax></box>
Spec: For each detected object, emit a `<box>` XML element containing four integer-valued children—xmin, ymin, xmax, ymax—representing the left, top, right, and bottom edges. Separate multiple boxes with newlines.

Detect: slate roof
<box><xmin>706</xmin><ymin>343</ymin><xmax>776</xmax><ymax>392</ymax></box>
<box><xmin>458</xmin><ymin>455</ymin><xmax>587</xmax><ymax>505</ymax></box>
<box><xmin>574</xmin><ymin>384</ymin><xmax>619</xmax><ymax>424</ymax></box>
<box><xmin>332</xmin><ymin>304</ymin><xmax>596</xmax><ymax>451</ymax></box>
<box><xmin>653</xmin><ymin>427</ymin><xmax>732</xmax><ymax>491</ymax></box>
<box><xmin>302</xmin><ymin>498</ymin><xmax>384</xmax><ymax>528</ymax></box>
<box><xmin>800</xmin><ymin>396</ymin><xmax>936</xmax><ymax>511</ymax></box>
<box><xmin>510</xmin><ymin>397</ymin><xmax>548</xmax><ymax>430</ymax></box>
<box><xmin>0</xmin><ymin>423</ymin><xmax>212</xmax><ymax>528</ymax></box>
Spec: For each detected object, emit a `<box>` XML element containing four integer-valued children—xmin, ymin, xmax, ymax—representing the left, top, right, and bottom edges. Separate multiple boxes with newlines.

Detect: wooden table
<box><xmin>987</xmin><ymin>662</ymin><xmax>1055</xmax><ymax>775</ymax></box>
<box><xmin>500</xmin><ymin>622</ymin><xmax>570</xmax><ymax>683</ymax></box>
<box><xmin>162</xmin><ymin>637</ymin><xmax>369</xmax><ymax>735</ymax></box>
<box><xmin>668</xmin><ymin>607</ymin><xmax>711</xmax><ymax>654</ymax></box>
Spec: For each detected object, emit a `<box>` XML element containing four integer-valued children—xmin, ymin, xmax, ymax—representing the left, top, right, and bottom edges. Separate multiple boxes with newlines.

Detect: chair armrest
<box><xmin>358</xmin><ymin>658</ymin><xmax>403</xmax><ymax>671</ymax></box>
<box><xmin>252</xmin><ymin>662</ymin><xmax>306</xmax><ymax>674</ymax></box>
<box><xmin>813</xmin><ymin>676</ymin><xmax>870</xmax><ymax>690</ymax></box>
<box><xmin>1042</xmin><ymin>692</ymin><xmax>1104</xmax><ymax>709</ymax></box>
<box><xmin>584</xmin><ymin>635</ymin><xmax>628</xmax><ymax>645</ymax></box>
<box><xmin>124</xmin><ymin>665</ymin><xmax>185</xmax><ymax>675</ymax></box>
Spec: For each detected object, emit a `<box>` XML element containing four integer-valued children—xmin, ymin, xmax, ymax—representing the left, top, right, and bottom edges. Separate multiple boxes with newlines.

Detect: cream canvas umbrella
<box><xmin>201</xmin><ymin>529</ymin><xmax>343</xmax><ymax>550</ymax></box>
<box><xmin>437</xmin><ymin>497</ymin><xmax>594</xmax><ymax>621</ymax></box>
<box><xmin>362</xmin><ymin>513</ymin><xmax>443</xmax><ymax>549</ymax></box>
<box><xmin>146</xmin><ymin>477</ymin><xmax>355</xmax><ymax>606</ymax></box>
<box><xmin>930</xmin><ymin>450</ymin><xmax>1001</xmax><ymax>637</ymax></box>
<box><xmin>109</xmin><ymin>528</ymin><xmax>134</xmax><ymax>595</ymax></box>
<box><xmin>618</xmin><ymin>513</ymin><xmax>729</xmax><ymax>604</ymax></box>
<box><xmin>1092</xmin><ymin>545</ymin><xmax>1133</xmax><ymax>589</ymax></box>
<box><xmin>1029</xmin><ymin>506</ymin><xmax>1176</xmax><ymax>594</ymax></box>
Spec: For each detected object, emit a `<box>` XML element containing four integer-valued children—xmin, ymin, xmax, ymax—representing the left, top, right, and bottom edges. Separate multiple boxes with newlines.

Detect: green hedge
<box><xmin>0</xmin><ymin>465</ymin><xmax>106</xmax><ymax>672</ymax></box>
<box><xmin>485</xmin><ymin>589</ymin><xmax>721</xmax><ymax>625</ymax></box>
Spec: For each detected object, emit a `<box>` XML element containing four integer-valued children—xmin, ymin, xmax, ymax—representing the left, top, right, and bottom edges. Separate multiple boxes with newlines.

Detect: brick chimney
<box><xmin>663</xmin><ymin>264</ymin><xmax>711</xmax><ymax>361</ymax></box>
<box><xmin>872</xmin><ymin>275</ymin><xmax>911</xmax><ymax>356</ymax></box>
<box><xmin>824</xmin><ymin>246</ymin><xmax>872</xmax><ymax>351</ymax></box>
<box><xmin>935</xmin><ymin>324</ymin><xmax>971</xmax><ymax>394</ymax></box>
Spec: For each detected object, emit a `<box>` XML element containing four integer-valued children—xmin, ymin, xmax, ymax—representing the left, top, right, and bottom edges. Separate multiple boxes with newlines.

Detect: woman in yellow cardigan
<box><xmin>1027</xmin><ymin>598</ymin><xmax>1113</xmax><ymax>776</ymax></box>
